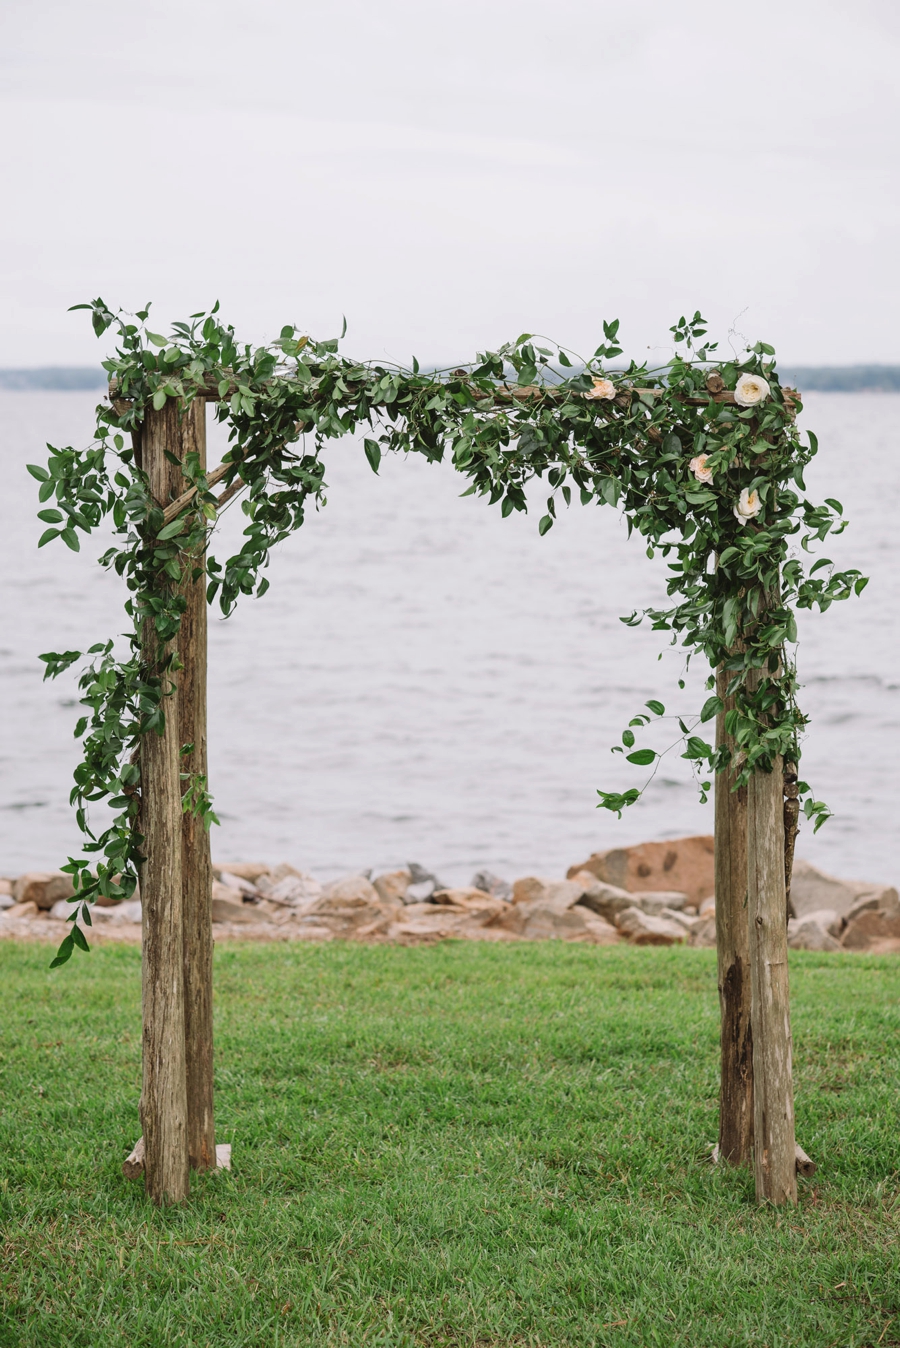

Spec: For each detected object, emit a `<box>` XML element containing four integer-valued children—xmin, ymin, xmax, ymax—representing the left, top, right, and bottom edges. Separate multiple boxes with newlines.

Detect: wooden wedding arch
<box><xmin>37</xmin><ymin>302</ymin><xmax>861</xmax><ymax>1208</ymax></box>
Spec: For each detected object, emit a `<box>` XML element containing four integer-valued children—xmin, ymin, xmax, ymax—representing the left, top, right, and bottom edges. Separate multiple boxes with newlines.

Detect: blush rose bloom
<box><xmin>733</xmin><ymin>373</ymin><xmax>770</xmax><ymax>407</ymax></box>
<box><xmin>584</xmin><ymin>377</ymin><xmax>616</xmax><ymax>400</ymax></box>
<box><xmin>689</xmin><ymin>453</ymin><xmax>714</xmax><ymax>484</ymax></box>
<box><xmin>733</xmin><ymin>487</ymin><xmax>763</xmax><ymax>524</ymax></box>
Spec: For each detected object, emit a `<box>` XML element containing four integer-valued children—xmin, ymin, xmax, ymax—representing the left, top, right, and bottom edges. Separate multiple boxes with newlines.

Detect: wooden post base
<box><xmin>124</xmin><ymin>1137</ymin><xmax>231</xmax><ymax>1179</ymax></box>
<box><xmin>710</xmin><ymin>1141</ymin><xmax>815</xmax><ymax>1177</ymax></box>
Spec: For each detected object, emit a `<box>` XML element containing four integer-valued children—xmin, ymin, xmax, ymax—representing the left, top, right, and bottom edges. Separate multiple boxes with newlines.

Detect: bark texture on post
<box><xmin>783</xmin><ymin>762</ymin><xmax>800</xmax><ymax>921</ymax></box>
<box><xmin>139</xmin><ymin>401</ymin><xmax>190</xmax><ymax>1205</ymax></box>
<box><xmin>177</xmin><ymin>400</ymin><xmax>217</xmax><ymax>1172</ymax></box>
<box><xmin>714</xmin><ymin>664</ymin><xmax>753</xmax><ymax>1167</ymax></box>
<box><xmin>748</xmin><ymin>750</ymin><xmax>797</xmax><ymax>1205</ymax></box>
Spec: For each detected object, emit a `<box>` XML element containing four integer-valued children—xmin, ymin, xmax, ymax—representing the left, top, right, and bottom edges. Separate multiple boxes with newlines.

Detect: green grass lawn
<box><xmin>1</xmin><ymin>940</ymin><xmax>898</xmax><ymax>1347</ymax></box>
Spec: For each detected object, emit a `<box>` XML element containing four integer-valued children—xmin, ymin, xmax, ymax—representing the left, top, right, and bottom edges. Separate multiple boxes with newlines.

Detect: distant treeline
<box><xmin>0</xmin><ymin>367</ymin><xmax>107</xmax><ymax>390</ymax></box>
<box><xmin>1</xmin><ymin>364</ymin><xmax>900</xmax><ymax>393</ymax></box>
<box><xmin>779</xmin><ymin>365</ymin><xmax>900</xmax><ymax>392</ymax></box>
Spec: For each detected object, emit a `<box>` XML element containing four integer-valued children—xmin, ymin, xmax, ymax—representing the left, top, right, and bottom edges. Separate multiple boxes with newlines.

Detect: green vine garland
<box><xmin>32</xmin><ymin>300</ymin><xmax>866</xmax><ymax>964</ymax></box>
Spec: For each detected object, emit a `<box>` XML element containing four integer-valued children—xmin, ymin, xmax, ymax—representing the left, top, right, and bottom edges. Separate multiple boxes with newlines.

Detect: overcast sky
<box><xmin>1</xmin><ymin>0</ymin><xmax>898</xmax><ymax>368</ymax></box>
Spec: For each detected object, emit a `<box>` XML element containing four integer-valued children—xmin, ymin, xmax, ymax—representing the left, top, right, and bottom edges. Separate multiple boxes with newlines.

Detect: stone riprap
<box><xmin>1</xmin><ymin>841</ymin><xmax>897</xmax><ymax>953</ymax></box>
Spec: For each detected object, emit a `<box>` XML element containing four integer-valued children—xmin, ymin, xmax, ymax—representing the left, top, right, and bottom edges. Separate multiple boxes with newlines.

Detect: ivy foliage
<box><xmin>35</xmin><ymin>300</ymin><xmax>865</xmax><ymax>964</ymax></box>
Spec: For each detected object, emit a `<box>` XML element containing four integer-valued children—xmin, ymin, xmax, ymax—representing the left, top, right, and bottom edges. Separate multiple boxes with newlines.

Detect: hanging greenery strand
<box><xmin>32</xmin><ymin>300</ymin><xmax>866</xmax><ymax>966</ymax></box>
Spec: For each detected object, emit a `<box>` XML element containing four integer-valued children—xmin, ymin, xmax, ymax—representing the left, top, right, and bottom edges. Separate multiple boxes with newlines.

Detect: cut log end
<box><xmin>122</xmin><ymin>1136</ymin><xmax>145</xmax><ymax>1180</ymax></box>
<box><xmin>123</xmin><ymin>1137</ymin><xmax>232</xmax><ymax>1178</ymax></box>
<box><xmin>794</xmin><ymin>1142</ymin><xmax>817</xmax><ymax>1178</ymax></box>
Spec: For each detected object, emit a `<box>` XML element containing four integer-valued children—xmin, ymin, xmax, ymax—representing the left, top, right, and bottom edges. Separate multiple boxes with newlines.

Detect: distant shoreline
<box><xmin>2</xmin><ymin>365</ymin><xmax>900</xmax><ymax>393</ymax></box>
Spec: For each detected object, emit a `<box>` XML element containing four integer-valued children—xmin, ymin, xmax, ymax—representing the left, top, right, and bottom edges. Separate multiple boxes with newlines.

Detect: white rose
<box><xmin>733</xmin><ymin>373</ymin><xmax>770</xmax><ymax>407</ymax></box>
<box><xmin>689</xmin><ymin>453</ymin><xmax>714</xmax><ymax>484</ymax></box>
<box><xmin>733</xmin><ymin>487</ymin><xmax>763</xmax><ymax>525</ymax></box>
<box><xmin>583</xmin><ymin>377</ymin><xmax>616</xmax><ymax>400</ymax></box>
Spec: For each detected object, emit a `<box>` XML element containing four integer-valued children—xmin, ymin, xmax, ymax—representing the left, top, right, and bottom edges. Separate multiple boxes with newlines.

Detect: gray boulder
<box><xmin>470</xmin><ymin>869</ymin><xmax>513</xmax><ymax>902</ymax></box>
<box><xmin>405</xmin><ymin>863</ymin><xmax>444</xmax><ymax>903</ymax></box>
<box><xmin>787</xmin><ymin>915</ymin><xmax>842</xmax><ymax>952</ymax></box>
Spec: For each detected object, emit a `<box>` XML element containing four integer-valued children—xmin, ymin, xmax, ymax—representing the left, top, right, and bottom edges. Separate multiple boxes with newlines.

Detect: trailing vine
<box><xmin>33</xmin><ymin>300</ymin><xmax>866</xmax><ymax>964</ymax></box>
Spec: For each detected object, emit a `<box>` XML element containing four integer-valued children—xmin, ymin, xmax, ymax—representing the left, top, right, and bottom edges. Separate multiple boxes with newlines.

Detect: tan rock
<box><xmin>0</xmin><ymin>878</ymin><xmax>13</xmax><ymax>896</ymax></box>
<box><xmin>841</xmin><ymin>903</ymin><xmax>900</xmax><ymax>951</ymax></box>
<box><xmin>844</xmin><ymin>889</ymin><xmax>900</xmax><ymax>925</ymax></box>
<box><xmin>215</xmin><ymin>870</ymin><xmax>262</xmax><ymax>898</ymax></box>
<box><xmin>687</xmin><ymin>915</ymin><xmax>717</xmax><ymax>948</ymax></box>
<box><xmin>790</xmin><ymin>859</ymin><xmax>896</xmax><ymax>919</ymax></box>
<box><xmin>213</xmin><ymin>879</ymin><xmax>246</xmax><ymax>905</ymax></box>
<box><xmin>269</xmin><ymin>863</ymin><xmax>306</xmax><ymax>883</ymax></box>
<box><xmin>614</xmin><ymin>906</ymin><xmax>686</xmax><ymax>946</ymax></box>
<box><xmin>321</xmin><ymin>874</ymin><xmax>381</xmax><ymax>904</ymax></box>
<box><xmin>787</xmin><ymin>916</ymin><xmax>842</xmax><ymax>952</ymax></box>
<box><xmin>699</xmin><ymin>896</ymin><xmax>716</xmax><ymax>918</ymax></box>
<box><xmin>215</xmin><ymin>862</ymin><xmax>272</xmax><ymax>882</ymax></box>
<box><xmin>372</xmin><ymin>869</ymin><xmax>412</xmax><ymax>904</ymax></box>
<box><xmin>659</xmin><ymin>907</ymin><xmax>699</xmax><ymax>933</ymax></box>
<box><xmin>511</xmin><ymin>876</ymin><xmax>584</xmax><ymax>913</ymax></box>
<box><xmin>517</xmin><ymin>906</ymin><xmax>618</xmax><ymax>943</ymax></box>
<box><xmin>256</xmin><ymin>872</ymin><xmax>321</xmax><ymax>906</ymax></box>
<box><xmin>4</xmin><ymin>901</ymin><xmax>40</xmax><ymax>919</ymax></box>
<box><xmin>632</xmin><ymin>890</ymin><xmax>689</xmax><ymax>914</ymax></box>
<box><xmin>433</xmin><ymin>887</ymin><xmax>506</xmax><ymax>915</ymax></box>
<box><xmin>308</xmin><ymin>875</ymin><xmax>400</xmax><ymax>937</ymax></box>
<box><xmin>793</xmin><ymin>907</ymin><xmax>843</xmax><ymax>939</ymax></box>
<box><xmin>12</xmin><ymin>872</ymin><xmax>75</xmax><ymax>910</ymax></box>
<box><xmin>568</xmin><ymin>836</ymin><xmax>715</xmax><ymax>908</ymax></box>
<box><xmin>212</xmin><ymin>895</ymin><xmax>265</xmax><ymax>924</ymax></box>
<box><xmin>390</xmin><ymin>893</ymin><xmax>509</xmax><ymax>943</ymax></box>
<box><xmin>487</xmin><ymin>882</ymin><xmax>619</xmax><ymax>942</ymax></box>
<box><xmin>86</xmin><ymin>899</ymin><xmax>143</xmax><ymax>925</ymax></box>
<box><xmin>571</xmin><ymin>872</ymin><xmax>637</xmax><ymax>922</ymax></box>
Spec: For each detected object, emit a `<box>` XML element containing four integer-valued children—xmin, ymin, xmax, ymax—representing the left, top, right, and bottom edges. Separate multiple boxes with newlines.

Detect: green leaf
<box><xmin>37</xmin><ymin>527</ymin><xmax>61</xmax><ymax>547</ymax></box>
<box><xmin>700</xmin><ymin>695</ymin><xmax>723</xmax><ymax>723</ymax></box>
<box><xmin>682</xmin><ymin>736</ymin><xmax>713</xmax><ymax>761</ymax></box>
<box><xmin>626</xmin><ymin>748</ymin><xmax>656</xmax><ymax>765</ymax></box>
<box><xmin>152</xmin><ymin>389</ymin><xmax>167</xmax><ymax>411</ymax></box>
<box><xmin>27</xmin><ymin>463</ymin><xmax>50</xmax><ymax>482</ymax></box>
<box><xmin>157</xmin><ymin>517</ymin><xmax>187</xmax><ymax>541</ymax></box>
<box><xmin>72</xmin><ymin>923</ymin><xmax>90</xmax><ymax>952</ymax></box>
<box><xmin>50</xmin><ymin>933</ymin><xmax>75</xmax><ymax>968</ymax></box>
<box><xmin>363</xmin><ymin>439</ymin><xmax>381</xmax><ymax>474</ymax></box>
<box><xmin>596</xmin><ymin>787</ymin><xmax>641</xmax><ymax>816</ymax></box>
<box><xmin>622</xmin><ymin>729</ymin><xmax>635</xmax><ymax>748</ymax></box>
<box><xmin>60</xmin><ymin>528</ymin><xmax>80</xmax><ymax>552</ymax></box>
<box><xmin>645</xmin><ymin>700</ymin><xmax>665</xmax><ymax>716</ymax></box>
<box><xmin>39</xmin><ymin>649</ymin><xmax>81</xmax><ymax>679</ymax></box>
<box><xmin>538</xmin><ymin>515</ymin><xmax>553</xmax><ymax>536</ymax></box>
<box><xmin>824</xmin><ymin>497</ymin><xmax>843</xmax><ymax>514</ymax></box>
<box><xmin>147</xmin><ymin>331</ymin><xmax>167</xmax><ymax>347</ymax></box>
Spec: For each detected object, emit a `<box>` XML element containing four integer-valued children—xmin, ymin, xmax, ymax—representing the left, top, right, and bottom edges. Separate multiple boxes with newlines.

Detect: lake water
<box><xmin>1</xmin><ymin>391</ymin><xmax>897</xmax><ymax>888</ymax></box>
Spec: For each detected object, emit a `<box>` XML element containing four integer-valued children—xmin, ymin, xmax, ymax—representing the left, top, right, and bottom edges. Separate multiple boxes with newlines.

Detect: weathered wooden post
<box><xmin>714</xmin><ymin>662</ymin><xmax>753</xmax><ymax>1167</ymax></box>
<box><xmin>138</xmin><ymin>400</ymin><xmax>191</xmax><ymax>1204</ymax></box>
<box><xmin>176</xmin><ymin>400</ymin><xmax>217</xmax><ymax>1174</ymax></box>
<box><xmin>129</xmin><ymin>395</ymin><xmax>217</xmax><ymax>1201</ymax></box>
<box><xmin>746</xmin><ymin>656</ymin><xmax>797</xmax><ymax>1206</ymax></box>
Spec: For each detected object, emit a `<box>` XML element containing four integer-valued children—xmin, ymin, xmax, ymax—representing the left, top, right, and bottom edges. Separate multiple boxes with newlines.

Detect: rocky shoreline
<box><xmin>2</xmin><ymin>836</ymin><xmax>898</xmax><ymax>953</ymax></box>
